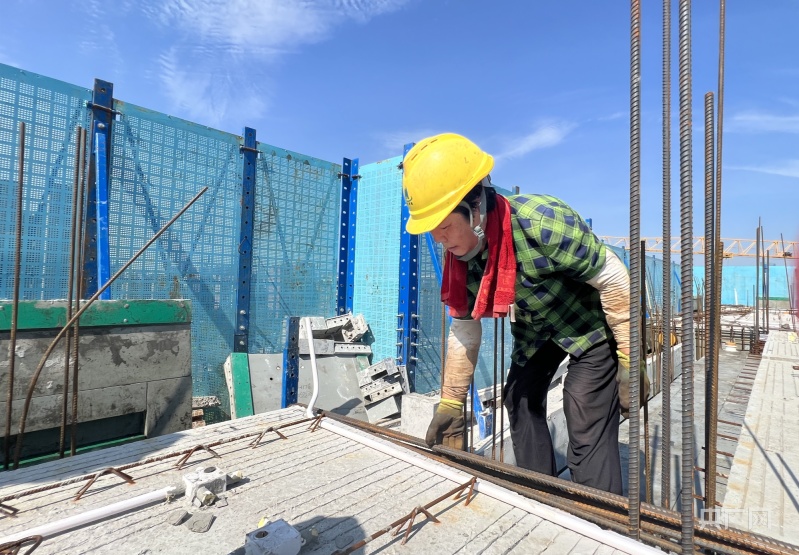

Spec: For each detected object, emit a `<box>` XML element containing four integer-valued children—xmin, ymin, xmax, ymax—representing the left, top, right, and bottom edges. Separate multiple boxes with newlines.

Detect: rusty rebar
<box><xmin>60</xmin><ymin>126</ymin><xmax>84</xmax><ymax>459</ymax></box>
<box><xmin>678</xmin><ymin>0</ymin><xmax>696</xmax><ymax>550</ymax></box>
<box><xmin>661</xmin><ymin>0</ymin><xmax>673</xmax><ymax>511</ymax></box>
<box><xmin>4</xmin><ymin>122</ymin><xmax>26</xmax><ymax>472</ymax></box>
<box><xmin>13</xmin><ymin>186</ymin><xmax>209</xmax><ymax>468</ymax></box>
<box><xmin>0</xmin><ymin>535</ymin><xmax>43</xmax><ymax>555</ymax></box>
<box><xmin>704</xmin><ymin>91</ymin><xmax>719</xmax><ymax>517</ymax></box>
<box><xmin>499</xmin><ymin>316</ymin><xmax>505</xmax><ymax>463</ymax></box>
<box><xmin>492</xmin><ymin>318</ymin><xmax>498</xmax><ymax>460</ymax></box>
<box><xmin>628</xmin><ymin>0</ymin><xmax>643</xmax><ymax>539</ymax></box>
<box><xmin>332</xmin><ymin>478</ymin><xmax>475</xmax><ymax>554</ymax></box>
<box><xmin>70</xmin><ymin>126</ymin><xmax>88</xmax><ymax>457</ymax></box>
<box><xmin>712</xmin><ymin>0</ymin><xmax>727</xmax><ymax>513</ymax></box>
<box><xmin>73</xmin><ymin>467</ymin><xmax>135</xmax><ymax>501</ymax></box>
<box><xmin>0</xmin><ymin>416</ymin><xmax>313</xmax><ymax>505</ymax></box>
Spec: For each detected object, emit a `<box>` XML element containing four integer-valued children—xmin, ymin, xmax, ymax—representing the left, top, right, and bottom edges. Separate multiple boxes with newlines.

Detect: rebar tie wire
<box><xmin>173</xmin><ymin>445</ymin><xmax>221</xmax><ymax>470</ymax></box>
<box><xmin>73</xmin><ymin>468</ymin><xmax>135</xmax><ymax>502</ymax></box>
<box><xmin>248</xmin><ymin>427</ymin><xmax>288</xmax><ymax>449</ymax></box>
<box><xmin>332</xmin><ymin>477</ymin><xmax>476</xmax><ymax>554</ymax></box>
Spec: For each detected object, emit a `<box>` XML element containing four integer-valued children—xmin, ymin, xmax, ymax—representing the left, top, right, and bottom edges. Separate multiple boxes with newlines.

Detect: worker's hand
<box><xmin>425</xmin><ymin>399</ymin><xmax>465</xmax><ymax>449</ymax></box>
<box><xmin>616</xmin><ymin>351</ymin><xmax>651</xmax><ymax>418</ymax></box>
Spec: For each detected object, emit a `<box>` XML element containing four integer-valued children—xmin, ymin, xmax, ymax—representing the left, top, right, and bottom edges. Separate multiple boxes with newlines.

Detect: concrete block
<box><xmin>400</xmin><ymin>392</ymin><xmax>440</xmax><ymax>439</ymax></box>
<box><xmin>244</xmin><ymin>519</ymin><xmax>302</xmax><ymax>555</ymax></box>
<box><xmin>183</xmin><ymin>465</ymin><xmax>227</xmax><ymax>506</ymax></box>
<box><xmin>145</xmin><ymin>376</ymin><xmax>193</xmax><ymax>436</ymax></box>
<box><xmin>364</xmin><ymin>395</ymin><xmax>401</xmax><ymax>423</ymax></box>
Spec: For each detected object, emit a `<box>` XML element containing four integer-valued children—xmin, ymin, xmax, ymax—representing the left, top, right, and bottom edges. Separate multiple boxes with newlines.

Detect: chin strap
<box><xmin>456</xmin><ymin>185</ymin><xmax>487</xmax><ymax>262</ymax></box>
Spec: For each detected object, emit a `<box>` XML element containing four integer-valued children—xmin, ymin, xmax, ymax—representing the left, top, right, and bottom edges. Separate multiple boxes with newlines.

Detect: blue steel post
<box><xmin>336</xmin><ymin>158</ymin><xmax>359</xmax><ymax>315</ymax></box>
<box><xmin>282</xmin><ymin>317</ymin><xmax>300</xmax><ymax>407</ymax></box>
<box><xmin>93</xmin><ymin>132</ymin><xmax>111</xmax><ymax>299</ymax></box>
<box><xmin>398</xmin><ymin>144</ymin><xmax>419</xmax><ymax>391</ymax></box>
<box><xmin>235</xmin><ymin>127</ymin><xmax>257</xmax><ymax>353</ymax></box>
<box><xmin>83</xmin><ymin>79</ymin><xmax>114</xmax><ymax>298</ymax></box>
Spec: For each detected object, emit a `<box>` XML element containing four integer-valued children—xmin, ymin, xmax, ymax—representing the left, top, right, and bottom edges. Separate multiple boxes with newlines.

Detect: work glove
<box><xmin>425</xmin><ymin>399</ymin><xmax>465</xmax><ymax>449</ymax></box>
<box><xmin>616</xmin><ymin>351</ymin><xmax>651</xmax><ymax>419</ymax></box>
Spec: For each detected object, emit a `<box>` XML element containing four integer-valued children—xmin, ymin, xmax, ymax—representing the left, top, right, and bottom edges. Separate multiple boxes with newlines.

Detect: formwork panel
<box><xmin>0</xmin><ymin>63</ymin><xmax>91</xmax><ymax>301</ymax></box>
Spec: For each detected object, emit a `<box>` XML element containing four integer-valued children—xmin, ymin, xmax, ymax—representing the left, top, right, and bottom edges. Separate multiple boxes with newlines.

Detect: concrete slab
<box><xmin>0</xmin><ymin>406</ymin><xmax>651</xmax><ymax>555</ymax></box>
<box><xmin>723</xmin><ymin>331</ymin><xmax>799</xmax><ymax>545</ymax></box>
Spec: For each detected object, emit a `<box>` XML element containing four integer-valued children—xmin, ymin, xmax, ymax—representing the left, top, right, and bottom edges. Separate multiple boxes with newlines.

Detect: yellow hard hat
<box><xmin>402</xmin><ymin>133</ymin><xmax>494</xmax><ymax>235</ymax></box>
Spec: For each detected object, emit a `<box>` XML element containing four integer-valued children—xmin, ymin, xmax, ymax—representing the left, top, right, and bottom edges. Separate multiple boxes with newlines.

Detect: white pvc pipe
<box><xmin>0</xmin><ymin>485</ymin><xmax>181</xmax><ymax>545</ymax></box>
<box><xmin>319</xmin><ymin>419</ymin><xmax>660</xmax><ymax>555</ymax></box>
<box><xmin>303</xmin><ymin>317</ymin><xmax>320</xmax><ymax>418</ymax></box>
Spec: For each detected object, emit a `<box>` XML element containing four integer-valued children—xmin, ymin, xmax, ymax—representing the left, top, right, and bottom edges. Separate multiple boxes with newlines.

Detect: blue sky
<box><xmin>1</xmin><ymin>0</ymin><xmax>797</xmax><ymax>247</ymax></box>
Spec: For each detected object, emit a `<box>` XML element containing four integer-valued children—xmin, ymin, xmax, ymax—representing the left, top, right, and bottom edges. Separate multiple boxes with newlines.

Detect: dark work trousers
<box><xmin>503</xmin><ymin>339</ymin><xmax>622</xmax><ymax>495</ymax></box>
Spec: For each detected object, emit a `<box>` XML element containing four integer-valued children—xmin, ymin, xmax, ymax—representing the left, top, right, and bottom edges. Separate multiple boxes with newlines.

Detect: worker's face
<box><xmin>430</xmin><ymin>210</ymin><xmax>479</xmax><ymax>257</ymax></box>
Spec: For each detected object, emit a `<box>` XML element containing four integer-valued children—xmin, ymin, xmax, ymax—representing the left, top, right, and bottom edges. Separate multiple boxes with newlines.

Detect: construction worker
<box><xmin>402</xmin><ymin>133</ymin><xmax>647</xmax><ymax>495</ymax></box>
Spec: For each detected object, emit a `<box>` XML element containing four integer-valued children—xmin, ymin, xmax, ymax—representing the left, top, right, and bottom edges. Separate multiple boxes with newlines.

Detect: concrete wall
<box><xmin>1</xmin><ymin>303</ymin><xmax>193</xmax><ymax>451</ymax></box>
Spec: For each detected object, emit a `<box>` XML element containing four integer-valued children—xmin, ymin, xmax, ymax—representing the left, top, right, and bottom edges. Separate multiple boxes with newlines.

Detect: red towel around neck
<box><xmin>441</xmin><ymin>195</ymin><xmax>517</xmax><ymax>319</ymax></box>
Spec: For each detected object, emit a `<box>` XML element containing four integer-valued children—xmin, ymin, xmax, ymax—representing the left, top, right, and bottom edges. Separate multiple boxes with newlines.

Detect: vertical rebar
<box><xmin>70</xmin><ymin>127</ymin><xmax>88</xmax><ymax>456</ymax></box>
<box><xmin>4</xmin><ymin>122</ymin><xmax>26</xmax><ymax>471</ymax></box>
<box><xmin>678</xmin><ymin>0</ymin><xmax>695</xmax><ymax>550</ymax></box>
<box><xmin>766</xmin><ymin>251</ymin><xmax>770</xmax><ymax>331</ymax></box>
<box><xmin>641</xmin><ymin>241</ymin><xmax>652</xmax><ymax>505</ymax></box>
<box><xmin>499</xmin><ymin>317</ymin><xmax>505</xmax><ymax>463</ymax></box>
<box><xmin>781</xmin><ymin>234</ymin><xmax>797</xmax><ymax>331</ymax></box>
<box><xmin>660</xmin><ymin>0</ymin><xmax>673</xmax><ymax>510</ymax></box>
<box><xmin>755</xmin><ymin>224</ymin><xmax>761</xmax><ymax>335</ymax></box>
<box><xmin>60</xmin><ymin>126</ymin><xmax>83</xmax><ymax>458</ymax></box>
<box><xmin>703</xmin><ymin>92</ymin><xmax>718</xmax><ymax>516</ymax></box>
<box><xmin>13</xmin><ymin>185</ymin><xmax>209</xmax><ymax>467</ymax></box>
<box><xmin>628</xmin><ymin>0</ymin><xmax>643</xmax><ymax>539</ymax></box>
<box><xmin>492</xmin><ymin>318</ymin><xmax>498</xmax><ymax>460</ymax></box>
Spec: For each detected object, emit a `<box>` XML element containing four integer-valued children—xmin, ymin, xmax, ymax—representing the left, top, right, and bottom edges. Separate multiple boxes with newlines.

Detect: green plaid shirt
<box><xmin>463</xmin><ymin>194</ymin><xmax>611</xmax><ymax>366</ymax></box>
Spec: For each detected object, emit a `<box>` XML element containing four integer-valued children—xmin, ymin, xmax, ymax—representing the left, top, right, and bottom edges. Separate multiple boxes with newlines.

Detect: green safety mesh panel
<box><xmin>352</xmin><ymin>157</ymin><xmax>403</xmax><ymax>368</ymax></box>
<box><xmin>249</xmin><ymin>144</ymin><xmax>341</xmax><ymax>354</ymax></box>
<box><xmin>108</xmin><ymin>101</ymin><xmax>243</xmax><ymax>413</ymax></box>
<box><xmin>0</xmin><ymin>63</ymin><xmax>91</xmax><ymax>300</ymax></box>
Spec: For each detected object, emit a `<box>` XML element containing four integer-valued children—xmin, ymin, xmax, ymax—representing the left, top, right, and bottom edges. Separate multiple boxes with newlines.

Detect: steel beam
<box><xmin>336</xmin><ymin>158</ymin><xmax>359</xmax><ymax>315</ymax></box>
<box><xmin>234</xmin><ymin>127</ymin><xmax>257</xmax><ymax>353</ymax></box>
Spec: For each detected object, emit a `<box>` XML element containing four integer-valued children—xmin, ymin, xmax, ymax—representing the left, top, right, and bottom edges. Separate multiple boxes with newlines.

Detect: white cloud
<box><xmin>494</xmin><ymin>121</ymin><xmax>577</xmax><ymax>161</ymax></box>
<box><xmin>158</xmin><ymin>47</ymin><xmax>266</xmax><ymax>128</ymax></box>
<box><xmin>596</xmin><ymin>111</ymin><xmax>626</xmax><ymax>122</ymax></box>
<box><xmin>728</xmin><ymin>111</ymin><xmax>799</xmax><ymax>133</ymax></box>
<box><xmin>142</xmin><ymin>0</ymin><xmax>412</xmax><ymax>126</ymax></box>
<box><xmin>729</xmin><ymin>160</ymin><xmax>799</xmax><ymax>179</ymax></box>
